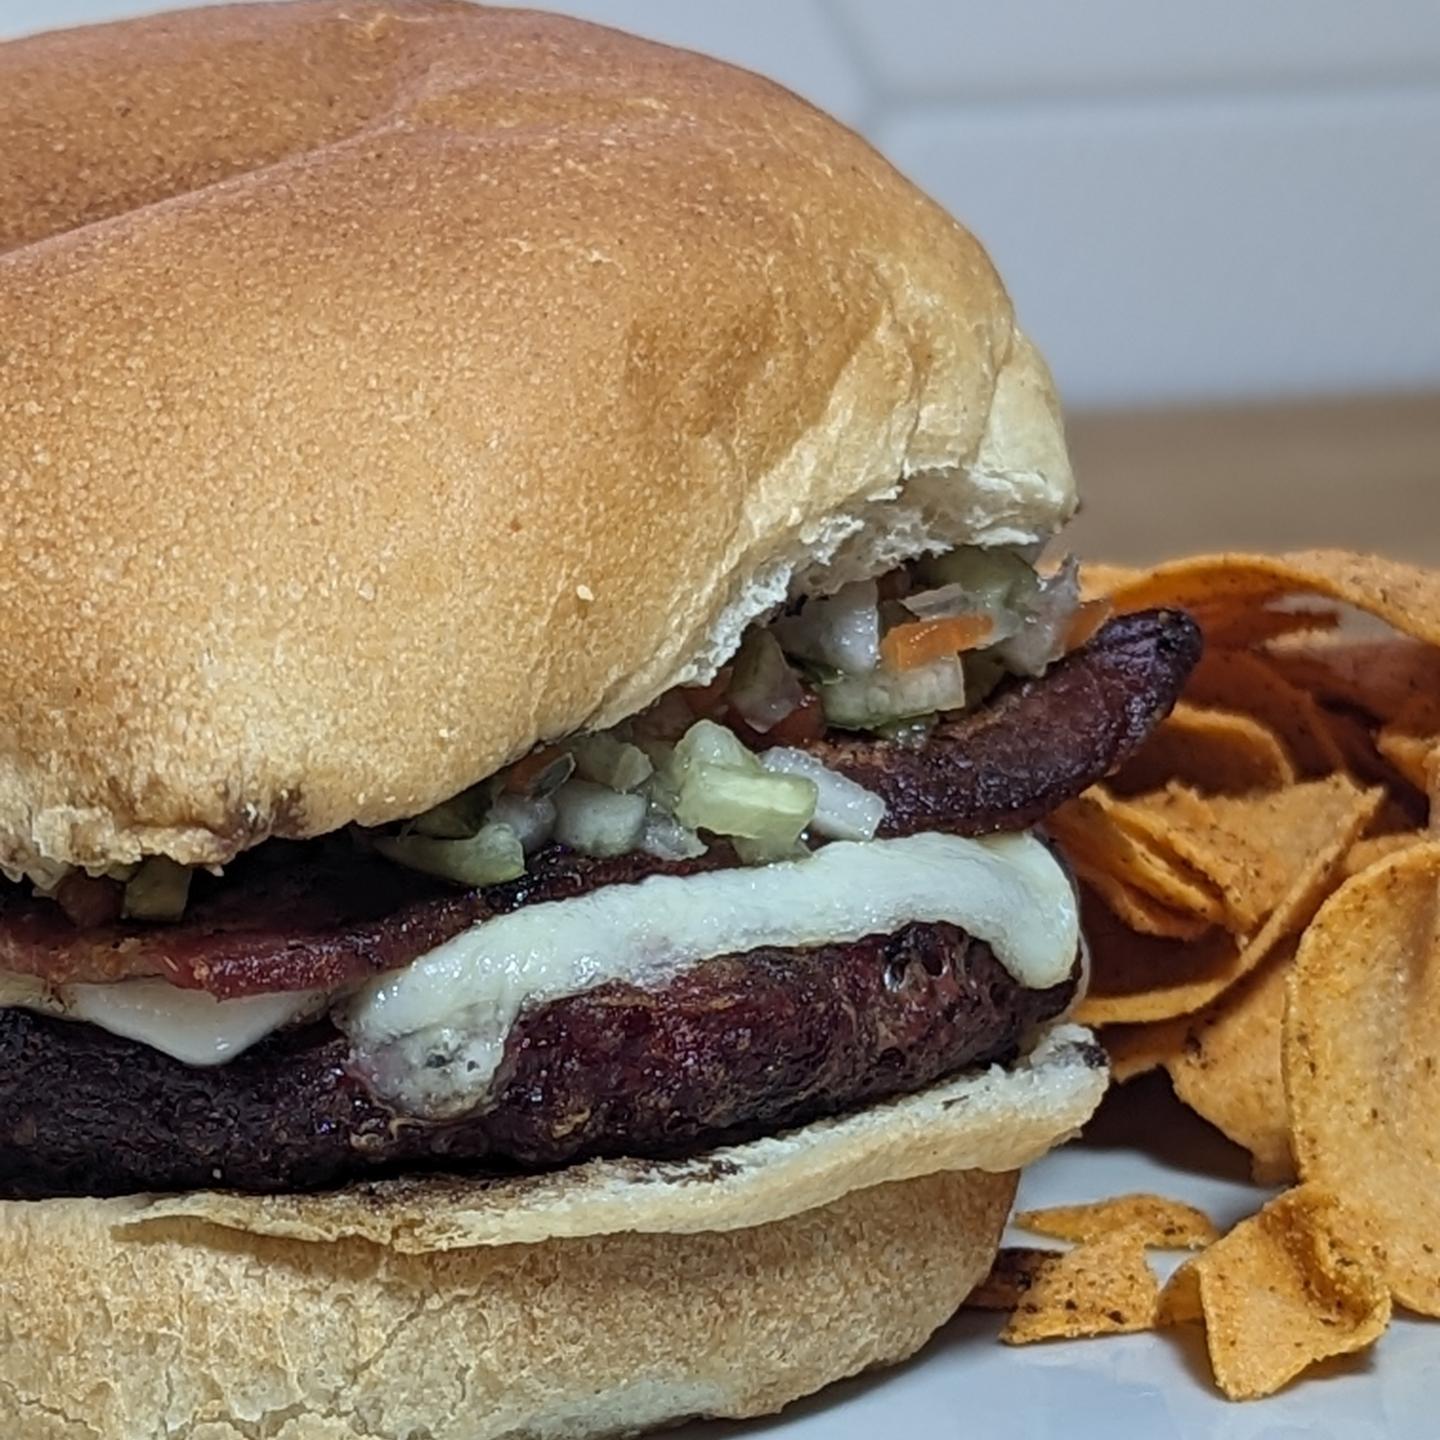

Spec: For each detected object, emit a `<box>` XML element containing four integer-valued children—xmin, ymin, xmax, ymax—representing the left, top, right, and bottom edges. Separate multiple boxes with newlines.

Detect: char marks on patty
<box><xmin>0</xmin><ymin>924</ymin><xmax>1077</xmax><ymax>1198</ymax></box>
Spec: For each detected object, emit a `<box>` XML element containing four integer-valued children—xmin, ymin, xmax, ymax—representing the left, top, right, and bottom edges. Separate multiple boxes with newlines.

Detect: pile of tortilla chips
<box><xmin>969</xmin><ymin>550</ymin><xmax>1440</xmax><ymax>1399</ymax></box>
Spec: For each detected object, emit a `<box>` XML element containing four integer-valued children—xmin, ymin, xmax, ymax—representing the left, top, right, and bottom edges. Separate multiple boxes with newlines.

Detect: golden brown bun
<box><xmin>0</xmin><ymin>1028</ymin><xmax>1106</xmax><ymax>1437</ymax></box>
<box><xmin>2</xmin><ymin>1170</ymin><xmax>1014</xmax><ymax>1440</ymax></box>
<box><xmin>0</xmin><ymin>2</ymin><xmax>1073</xmax><ymax>880</ymax></box>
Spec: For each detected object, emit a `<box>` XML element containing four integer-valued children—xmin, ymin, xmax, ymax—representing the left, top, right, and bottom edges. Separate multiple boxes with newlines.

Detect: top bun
<box><xmin>0</xmin><ymin>1</ymin><xmax>1073</xmax><ymax>879</ymax></box>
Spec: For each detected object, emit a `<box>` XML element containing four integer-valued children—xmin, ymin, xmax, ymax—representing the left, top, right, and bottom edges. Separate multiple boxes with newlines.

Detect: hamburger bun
<box><xmin>0</xmin><ymin>0</ymin><xmax>1072</xmax><ymax>884</ymax></box>
<box><xmin>0</xmin><ymin>1026</ymin><xmax>1105</xmax><ymax>1438</ymax></box>
<box><xmin>0</xmin><ymin>9</ymin><xmax>1105</xmax><ymax>1438</ymax></box>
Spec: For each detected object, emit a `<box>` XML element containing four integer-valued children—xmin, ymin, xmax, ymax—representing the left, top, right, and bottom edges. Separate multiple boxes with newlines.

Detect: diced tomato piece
<box><xmin>682</xmin><ymin>668</ymin><xmax>732</xmax><ymax>718</ymax></box>
<box><xmin>503</xmin><ymin>744</ymin><xmax>566</xmax><ymax>794</ymax></box>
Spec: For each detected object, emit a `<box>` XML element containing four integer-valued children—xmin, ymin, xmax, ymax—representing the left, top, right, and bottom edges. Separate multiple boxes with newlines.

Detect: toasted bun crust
<box><xmin>0</xmin><ymin>2</ymin><xmax>1072</xmax><ymax>880</ymax></box>
<box><xmin>0</xmin><ymin>1028</ymin><xmax>1105</xmax><ymax>1437</ymax></box>
<box><xmin>2</xmin><ymin>1170</ymin><xmax>1014</xmax><ymax>1440</ymax></box>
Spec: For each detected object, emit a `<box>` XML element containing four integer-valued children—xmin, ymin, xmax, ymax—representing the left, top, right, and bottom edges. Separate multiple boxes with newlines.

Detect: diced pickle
<box><xmin>374</xmin><ymin>823</ymin><xmax>526</xmax><ymax>887</ymax></box>
<box><xmin>121</xmin><ymin>856</ymin><xmax>193</xmax><ymax>922</ymax></box>
<box><xmin>411</xmin><ymin>785</ymin><xmax>492</xmax><ymax>839</ymax></box>
<box><xmin>674</xmin><ymin>763</ymin><xmax>817</xmax><ymax>845</ymax></box>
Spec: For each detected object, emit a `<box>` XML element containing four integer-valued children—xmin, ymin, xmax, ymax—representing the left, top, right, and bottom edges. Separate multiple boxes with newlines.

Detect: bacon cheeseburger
<box><xmin>0</xmin><ymin>3</ymin><xmax>1200</xmax><ymax>1435</ymax></box>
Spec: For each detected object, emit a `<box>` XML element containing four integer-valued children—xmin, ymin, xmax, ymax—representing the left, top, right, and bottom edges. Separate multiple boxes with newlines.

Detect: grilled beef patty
<box><xmin>0</xmin><ymin>925</ymin><xmax>1076</xmax><ymax>1197</ymax></box>
<box><xmin>0</xmin><ymin>608</ymin><xmax>1198</xmax><ymax>1199</ymax></box>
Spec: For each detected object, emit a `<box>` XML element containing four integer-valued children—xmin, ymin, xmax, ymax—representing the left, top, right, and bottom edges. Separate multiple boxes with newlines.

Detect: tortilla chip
<box><xmin>1183</xmin><ymin>650</ymin><xmax>1347</xmax><ymax>776</ymax></box>
<box><xmin>999</xmin><ymin>1228</ymin><xmax>1159</xmax><ymax>1344</ymax></box>
<box><xmin>1316</xmin><ymin>703</ymin><xmax>1422</xmax><ymax>796</ymax></box>
<box><xmin>1078</xmin><ymin>867</ymin><xmax>1214</xmax><ymax>940</ymax></box>
<box><xmin>1079</xmin><ymin>561</ymin><xmax>1145</xmax><ymax>601</ymax></box>
<box><xmin>1194</xmin><ymin>604</ymin><xmax>1341</xmax><ymax>650</ymax></box>
<box><xmin>1048</xmin><ymin>791</ymin><xmax>1227</xmax><ymax>925</ymax></box>
<box><xmin>1103</xmin><ymin>550</ymin><xmax>1440</xmax><ymax>648</ymax></box>
<box><xmin>1076</xmin><ymin>890</ymin><xmax>1248</xmax><ymax>1027</ymax></box>
<box><xmin>1344</xmin><ymin>830</ymin><xmax>1427</xmax><ymax>879</ymax></box>
<box><xmin>1111</xmin><ymin>703</ymin><xmax>1297</xmax><ymax>797</ymax></box>
<box><xmin>1077</xmin><ymin>779</ymin><xmax>1377</xmax><ymax>1028</ymax></box>
<box><xmin>1285</xmin><ymin>840</ymin><xmax>1440</xmax><ymax>1314</ymax></box>
<box><xmin>1377</xmin><ymin>700</ymin><xmax>1440</xmax><ymax>793</ymax></box>
<box><xmin>1158</xmin><ymin>1185</ymin><xmax>1391</xmax><ymax>1400</ymax></box>
<box><xmin>1166</xmin><ymin>947</ymin><xmax>1297</xmax><ymax>1185</ymax></box>
<box><xmin>1266</xmin><ymin>636</ymin><xmax>1440</xmax><ymax>727</ymax></box>
<box><xmin>1015</xmin><ymin>1194</ymin><xmax>1219</xmax><ymax>1250</ymax></box>
<box><xmin>1101</xmin><ymin>1017</ymin><xmax>1191</xmax><ymax>1083</ymax></box>
<box><xmin>964</xmin><ymin>1247</ymin><xmax>1059</xmax><ymax>1311</ymax></box>
<box><xmin>1128</xmin><ymin>776</ymin><xmax>1380</xmax><ymax>935</ymax></box>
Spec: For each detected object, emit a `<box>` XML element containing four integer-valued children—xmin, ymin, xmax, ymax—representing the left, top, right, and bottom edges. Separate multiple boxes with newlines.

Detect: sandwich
<box><xmin>0</xmin><ymin>3</ymin><xmax>1201</xmax><ymax>1435</ymax></box>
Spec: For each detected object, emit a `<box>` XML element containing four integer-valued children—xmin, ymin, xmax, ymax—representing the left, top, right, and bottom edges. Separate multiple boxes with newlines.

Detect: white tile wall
<box><xmin>5</xmin><ymin>0</ymin><xmax>1438</xmax><ymax>409</ymax></box>
<box><xmin>832</xmin><ymin>0</ymin><xmax>1440</xmax><ymax>101</ymax></box>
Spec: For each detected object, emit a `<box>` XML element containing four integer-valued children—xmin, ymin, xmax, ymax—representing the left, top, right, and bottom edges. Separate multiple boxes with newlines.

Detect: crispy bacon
<box><xmin>0</xmin><ymin>610</ymin><xmax>1199</xmax><ymax>1000</ymax></box>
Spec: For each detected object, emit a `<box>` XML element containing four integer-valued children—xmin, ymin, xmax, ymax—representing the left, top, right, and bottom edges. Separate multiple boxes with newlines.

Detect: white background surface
<box><xmin>676</xmin><ymin>1079</ymin><xmax>1437</xmax><ymax>1438</ymax></box>
<box><xmin>4</xmin><ymin>0</ymin><xmax>1439</xmax><ymax>409</ymax></box>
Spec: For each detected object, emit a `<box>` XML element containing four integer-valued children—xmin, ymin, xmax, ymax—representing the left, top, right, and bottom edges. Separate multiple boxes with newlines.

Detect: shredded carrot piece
<box><xmin>881</xmin><ymin>614</ymin><xmax>995</xmax><ymax>670</ymax></box>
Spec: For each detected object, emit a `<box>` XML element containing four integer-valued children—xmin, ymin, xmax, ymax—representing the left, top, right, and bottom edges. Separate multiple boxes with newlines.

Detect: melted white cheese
<box><xmin>340</xmin><ymin>831</ymin><xmax>1078</xmax><ymax>1118</ymax></box>
<box><xmin>3</xmin><ymin>976</ymin><xmax>324</xmax><ymax>1067</ymax></box>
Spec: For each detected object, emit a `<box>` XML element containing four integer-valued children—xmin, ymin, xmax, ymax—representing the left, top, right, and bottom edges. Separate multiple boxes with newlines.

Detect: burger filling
<box><xmin>0</xmin><ymin>545</ymin><xmax>1201</xmax><ymax>1198</ymax></box>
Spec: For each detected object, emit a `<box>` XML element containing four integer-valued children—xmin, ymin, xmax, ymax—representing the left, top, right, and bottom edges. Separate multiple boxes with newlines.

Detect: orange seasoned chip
<box><xmin>1079</xmin><ymin>561</ymin><xmax>1145</xmax><ymax>601</ymax></box>
<box><xmin>1193</xmin><ymin>603</ymin><xmax>1340</xmax><ymax>650</ymax></box>
<box><xmin>1166</xmin><ymin>948</ymin><xmax>1297</xmax><ymax>1185</ymax></box>
<box><xmin>1158</xmin><ymin>1185</ymin><xmax>1391</xmax><ymax>1400</ymax></box>
<box><xmin>1048</xmin><ymin>791</ymin><xmax>1227</xmax><ymax>925</ymax></box>
<box><xmin>1077</xmin><ymin>779</ymin><xmax>1378</xmax><ymax>1029</ymax></box>
<box><xmin>1344</xmin><ymin>829</ymin><xmax>1426</xmax><ymax>879</ymax></box>
<box><xmin>964</xmin><ymin>1247</ymin><xmax>1060</xmax><ymax>1311</ymax></box>
<box><xmin>1266</xmin><ymin>636</ymin><xmax>1440</xmax><ymax>728</ymax></box>
<box><xmin>999</xmin><ymin>1228</ymin><xmax>1159</xmax><ymax>1344</ymax></box>
<box><xmin>1183</xmin><ymin>650</ymin><xmax>1346</xmax><ymax>776</ymax></box>
<box><xmin>1076</xmin><ymin>891</ymin><xmax>1247</xmax><ymax>1026</ymax></box>
<box><xmin>1104</xmin><ymin>550</ymin><xmax>1440</xmax><ymax>648</ymax></box>
<box><xmin>1078</xmin><ymin>867</ymin><xmax>1214</xmax><ymax>940</ymax></box>
<box><xmin>1111</xmin><ymin>703</ymin><xmax>1297</xmax><ymax>797</ymax></box>
<box><xmin>1285</xmin><ymin>841</ymin><xmax>1440</xmax><ymax>1314</ymax></box>
<box><xmin>1377</xmin><ymin>701</ymin><xmax>1440</xmax><ymax>793</ymax></box>
<box><xmin>1317</xmin><ymin>703</ymin><xmax>1422</xmax><ymax>796</ymax></box>
<box><xmin>1128</xmin><ymin>776</ymin><xmax>1381</xmax><ymax>935</ymax></box>
<box><xmin>1101</xmin><ymin>1017</ymin><xmax>1190</xmax><ymax>1083</ymax></box>
<box><xmin>1015</xmin><ymin>1194</ymin><xmax>1219</xmax><ymax>1250</ymax></box>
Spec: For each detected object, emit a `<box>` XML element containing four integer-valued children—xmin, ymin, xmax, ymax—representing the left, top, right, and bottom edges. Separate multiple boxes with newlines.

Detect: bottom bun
<box><xmin>0</xmin><ymin>1026</ymin><xmax>1106</xmax><ymax>1439</ymax></box>
<box><xmin>2</xmin><ymin>1168</ymin><xmax>1014</xmax><ymax>1440</ymax></box>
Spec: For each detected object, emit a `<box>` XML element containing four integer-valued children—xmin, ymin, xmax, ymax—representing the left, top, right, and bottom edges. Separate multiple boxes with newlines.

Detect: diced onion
<box><xmin>122</xmin><ymin>857</ymin><xmax>192</xmax><ymax>922</ymax></box>
<box><xmin>552</xmin><ymin>781</ymin><xmax>648</xmax><ymax>857</ymax></box>
<box><xmin>997</xmin><ymin>556</ymin><xmax>1081</xmax><ymax>676</ymax></box>
<box><xmin>670</xmin><ymin>718</ymin><xmax>755</xmax><ymax>777</ymax></box>
<box><xmin>774</xmin><ymin>580</ymin><xmax>880</xmax><ymax>674</ymax></box>
<box><xmin>759</xmin><ymin>748</ymin><xmax>886</xmax><ymax>842</ymax></box>
<box><xmin>727</xmin><ymin>629</ymin><xmax>804</xmax><ymax>734</ymax></box>
<box><xmin>487</xmin><ymin>794</ymin><xmax>557</xmax><ymax>854</ymax></box>
<box><xmin>639</xmin><ymin>807</ymin><xmax>708</xmax><ymax>862</ymax></box>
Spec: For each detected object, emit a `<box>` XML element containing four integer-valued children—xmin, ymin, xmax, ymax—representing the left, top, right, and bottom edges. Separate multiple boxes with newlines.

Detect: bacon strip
<box><xmin>0</xmin><ymin>610</ymin><xmax>1199</xmax><ymax>999</ymax></box>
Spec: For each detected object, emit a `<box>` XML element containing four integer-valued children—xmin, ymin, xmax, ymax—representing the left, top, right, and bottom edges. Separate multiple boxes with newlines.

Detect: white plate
<box><xmin>675</xmin><ymin>1078</ymin><xmax>1437</xmax><ymax>1439</ymax></box>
